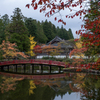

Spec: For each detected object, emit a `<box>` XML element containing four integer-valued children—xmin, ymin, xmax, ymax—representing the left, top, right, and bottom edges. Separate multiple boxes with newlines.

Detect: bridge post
<box><xmin>30</xmin><ymin>64</ymin><xmax>32</xmax><ymax>74</ymax></box>
<box><xmin>15</xmin><ymin>64</ymin><xmax>17</xmax><ymax>72</ymax></box>
<box><xmin>7</xmin><ymin>65</ymin><xmax>9</xmax><ymax>71</ymax></box>
<box><xmin>21</xmin><ymin>65</ymin><xmax>23</xmax><ymax>73</ymax></box>
<box><xmin>49</xmin><ymin>65</ymin><xmax>51</xmax><ymax>73</ymax></box>
<box><xmin>23</xmin><ymin>64</ymin><xmax>26</xmax><ymax>73</ymax></box>
<box><xmin>39</xmin><ymin>64</ymin><xmax>43</xmax><ymax>73</ymax></box>
<box><xmin>58</xmin><ymin>66</ymin><xmax>61</xmax><ymax>73</ymax></box>
<box><xmin>32</xmin><ymin>64</ymin><xmax>34</xmax><ymax>74</ymax></box>
<box><xmin>1</xmin><ymin>66</ymin><xmax>4</xmax><ymax>72</ymax></box>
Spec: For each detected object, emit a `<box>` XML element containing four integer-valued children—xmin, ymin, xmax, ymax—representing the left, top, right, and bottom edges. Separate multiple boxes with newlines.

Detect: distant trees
<box><xmin>42</xmin><ymin>21</ymin><xmax>74</xmax><ymax>42</ymax></box>
<box><xmin>0</xmin><ymin>7</ymin><xmax>74</xmax><ymax>45</ymax></box>
<box><xmin>0</xmin><ymin>18</ymin><xmax>5</xmax><ymax>44</ymax></box>
<box><xmin>0</xmin><ymin>14</ymin><xmax>10</xmax><ymax>44</ymax></box>
<box><xmin>43</xmin><ymin>20</ymin><xmax>55</xmax><ymax>42</ymax></box>
<box><xmin>35</xmin><ymin>21</ymin><xmax>48</xmax><ymax>43</ymax></box>
<box><xmin>25</xmin><ymin>18</ymin><xmax>37</xmax><ymax>37</ymax></box>
<box><xmin>0</xmin><ymin>7</ymin><xmax>74</xmax><ymax>60</ymax></box>
<box><xmin>5</xmin><ymin>8</ymin><xmax>30</xmax><ymax>52</ymax></box>
<box><xmin>25</xmin><ymin>18</ymin><xmax>74</xmax><ymax>43</ymax></box>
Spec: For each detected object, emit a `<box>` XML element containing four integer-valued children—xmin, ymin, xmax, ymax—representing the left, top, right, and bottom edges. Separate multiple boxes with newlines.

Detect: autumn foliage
<box><xmin>26</xmin><ymin>0</ymin><xmax>100</xmax><ymax>70</ymax></box>
<box><xmin>0</xmin><ymin>76</ymin><xmax>23</xmax><ymax>93</ymax></box>
<box><xmin>27</xmin><ymin>35</ymin><xmax>37</xmax><ymax>57</ymax></box>
<box><xmin>42</xmin><ymin>43</ymin><xmax>61</xmax><ymax>56</ymax></box>
<box><xmin>26</xmin><ymin>0</ymin><xmax>88</xmax><ymax>25</ymax></box>
<box><xmin>34</xmin><ymin>45</ymin><xmax>42</xmax><ymax>54</ymax></box>
<box><xmin>0</xmin><ymin>40</ymin><xmax>28</xmax><ymax>60</ymax></box>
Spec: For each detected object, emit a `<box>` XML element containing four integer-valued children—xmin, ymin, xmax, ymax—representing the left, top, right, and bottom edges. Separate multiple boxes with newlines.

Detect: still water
<box><xmin>0</xmin><ymin>72</ymin><xmax>100</xmax><ymax>100</ymax></box>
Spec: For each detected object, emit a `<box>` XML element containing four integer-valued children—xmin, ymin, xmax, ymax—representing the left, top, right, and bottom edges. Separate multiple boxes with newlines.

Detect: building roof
<box><xmin>47</xmin><ymin>36</ymin><xmax>62</xmax><ymax>45</ymax></box>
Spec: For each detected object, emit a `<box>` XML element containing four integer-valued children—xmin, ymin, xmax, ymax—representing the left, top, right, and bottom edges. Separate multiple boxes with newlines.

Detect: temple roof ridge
<box><xmin>47</xmin><ymin>36</ymin><xmax>62</xmax><ymax>45</ymax></box>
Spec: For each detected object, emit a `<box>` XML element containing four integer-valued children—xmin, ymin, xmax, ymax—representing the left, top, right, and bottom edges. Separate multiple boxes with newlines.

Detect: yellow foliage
<box><xmin>75</xmin><ymin>36</ymin><xmax>83</xmax><ymax>49</ymax></box>
<box><xmin>29</xmin><ymin>80</ymin><xmax>36</xmax><ymax>95</ymax></box>
<box><xmin>75</xmin><ymin>73</ymin><xmax>86</xmax><ymax>89</ymax></box>
<box><xmin>28</xmin><ymin>35</ymin><xmax>37</xmax><ymax>57</ymax></box>
<box><xmin>74</xmin><ymin>36</ymin><xmax>84</xmax><ymax>58</ymax></box>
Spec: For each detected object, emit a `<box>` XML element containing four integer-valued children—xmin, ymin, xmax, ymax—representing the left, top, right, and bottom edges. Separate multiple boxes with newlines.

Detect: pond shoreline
<box><xmin>63</xmin><ymin>68</ymin><xmax>100</xmax><ymax>75</ymax></box>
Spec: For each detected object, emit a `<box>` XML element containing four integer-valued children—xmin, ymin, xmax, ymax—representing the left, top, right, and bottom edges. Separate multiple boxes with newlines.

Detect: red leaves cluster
<box><xmin>26</xmin><ymin>0</ymin><xmax>100</xmax><ymax>71</ymax></box>
<box><xmin>26</xmin><ymin>0</ymin><xmax>86</xmax><ymax>25</ymax></box>
<box><xmin>70</xmin><ymin>48</ymin><xmax>86</xmax><ymax>57</ymax></box>
<box><xmin>26</xmin><ymin>4</ymin><xmax>30</xmax><ymax>8</ymax></box>
<box><xmin>58</xmin><ymin>19</ymin><xmax>66</xmax><ymax>25</ymax></box>
<box><xmin>77</xmin><ymin>17</ymin><xmax>100</xmax><ymax>47</ymax></box>
<box><xmin>91</xmin><ymin>58</ymin><xmax>100</xmax><ymax>70</ymax></box>
<box><xmin>34</xmin><ymin>45</ymin><xmax>42</xmax><ymax>53</ymax></box>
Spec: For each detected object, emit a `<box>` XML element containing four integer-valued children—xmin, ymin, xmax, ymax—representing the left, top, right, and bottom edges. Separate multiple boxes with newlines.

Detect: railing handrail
<box><xmin>0</xmin><ymin>59</ymin><xmax>66</xmax><ymax>68</ymax></box>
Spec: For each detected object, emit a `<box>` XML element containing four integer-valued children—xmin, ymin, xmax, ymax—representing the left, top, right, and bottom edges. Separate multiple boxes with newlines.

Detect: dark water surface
<box><xmin>0</xmin><ymin>72</ymin><xmax>100</xmax><ymax>100</ymax></box>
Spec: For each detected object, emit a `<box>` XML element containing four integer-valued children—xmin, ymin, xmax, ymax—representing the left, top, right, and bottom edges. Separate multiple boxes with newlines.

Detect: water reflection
<box><xmin>0</xmin><ymin>72</ymin><xmax>100</xmax><ymax>100</ymax></box>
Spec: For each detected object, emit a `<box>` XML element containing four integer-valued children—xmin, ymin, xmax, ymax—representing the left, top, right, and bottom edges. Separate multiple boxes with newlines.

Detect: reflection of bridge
<box><xmin>0</xmin><ymin>72</ymin><xmax>67</xmax><ymax>79</ymax></box>
<box><xmin>0</xmin><ymin>59</ymin><xmax>66</xmax><ymax>74</ymax></box>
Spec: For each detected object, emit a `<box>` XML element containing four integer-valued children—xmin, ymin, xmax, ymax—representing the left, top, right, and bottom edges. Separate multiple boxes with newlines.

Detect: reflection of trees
<box><xmin>34</xmin><ymin>79</ymin><xmax>61</xmax><ymax>88</ymax></box>
<box><xmin>80</xmin><ymin>75</ymin><xmax>100</xmax><ymax>100</ymax></box>
<box><xmin>0</xmin><ymin>76</ymin><xmax>23</xmax><ymax>93</ymax></box>
<box><xmin>69</xmin><ymin>73</ymin><xmax>100</xmax><ymax>100</ymax></box>
<box><xmin>0</xmin><ymin>75</ymin><xmax>72</xmax><ymax>100</ymax></box>
<box><xmin>34</xmin><ymin>78</ymin><xmax>73</xmax><ymax>97</ymax></box>
<box><xmin>1</xmin><ymin>73</ymin><xmax>100</xmax><ymax>100</ymax></box>
<box><xmin>29</xmin><ymin>80</ymin><xmax>36</xmax><ymax>95</ymax></box>
<box><xmin>0</xmin><ymin>78</ymin><xmax>30</xmax><ymax>100</ymax></box>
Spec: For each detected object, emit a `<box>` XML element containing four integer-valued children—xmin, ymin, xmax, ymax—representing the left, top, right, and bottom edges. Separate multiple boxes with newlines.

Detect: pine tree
<box><xmin>1</xmin><ymin>14</ymin><xmax>10</xmax><ymax>29</ymax></box>
<box><xmin>68</xmin><ymin>28</ymin><xmax>74</xmax><ymax>39</ymax></box>
<box><xmin>35</xmin><ymin>21</ymin><xmax>48</xmax><ymax>43</ymax></box>
<box><xmin>43</xmin><ymin>20</ymin><xmax>54</xmax><ymax>42</ymax></box>
<box><xmin>0</xmin><ymin>18</ymin><xmax>5</xmax><ymax>44</ymax></box>
<box><xmin>5</xmin><ymin>8</ymin><xmax>30</xmax><ymax>52</ymax></box>
<box><xmin>25</xmin><ymin>18</ymin><xmax>37</xmax><ymax>37</ymax></box>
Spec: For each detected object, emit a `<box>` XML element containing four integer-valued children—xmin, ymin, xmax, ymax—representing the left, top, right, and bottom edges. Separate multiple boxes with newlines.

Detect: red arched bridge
<box><xmin>0</xmin><ymin>59</ymin><xmax>66</xmax><ymax>74</ymax></box>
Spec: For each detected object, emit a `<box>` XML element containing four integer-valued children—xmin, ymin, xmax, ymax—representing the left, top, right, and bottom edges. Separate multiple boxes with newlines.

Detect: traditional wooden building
<box><xmin>36</xmin><ymin>36</ymin><xmax>74</xmax><ymax>58</ymax></box>
<box><xmin>46</xmin><ymin>36</ymin><xmax>74</xmax><ymax>54</ymax></box>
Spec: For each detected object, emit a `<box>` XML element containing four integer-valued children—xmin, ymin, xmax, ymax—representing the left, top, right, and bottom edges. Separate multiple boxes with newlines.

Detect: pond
<box><xmin>0</xmin><ymin>72</ymin><xmax>100</xmax><ymax>100</ymax></box>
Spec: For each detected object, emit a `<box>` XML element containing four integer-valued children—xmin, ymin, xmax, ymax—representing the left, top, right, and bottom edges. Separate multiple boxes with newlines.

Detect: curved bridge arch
<box><xmin>0</xmin><ymin>59</ymin><xmax>66</xmax><ymax>74</ymax></box>
<box><xmin>0</xmin><ymin>59</ymin><xmax>66</xmax><ymax>67</ymax></box>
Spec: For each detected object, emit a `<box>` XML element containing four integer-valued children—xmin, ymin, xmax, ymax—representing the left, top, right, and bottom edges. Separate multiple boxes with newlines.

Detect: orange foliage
<box><xmin>0</xmin><ymin>40</ymin><xmax>28</xmax><ymax>59</ymax></box>
<box><xmin>0</xmin><ymin>76</ymin><xmax>23</xmax><ymax>93</ymax></box>
<box><xmin>41</xmin><ymin>43</ymin><xmax>62</xmax><ymax>57</ymax></box>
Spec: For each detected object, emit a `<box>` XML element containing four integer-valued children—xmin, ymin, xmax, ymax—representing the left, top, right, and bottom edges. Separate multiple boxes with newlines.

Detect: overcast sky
<box><xmin>0</xmin><ymin>0</ymin><xmax>85</xmax><ymax>39</ymax></box>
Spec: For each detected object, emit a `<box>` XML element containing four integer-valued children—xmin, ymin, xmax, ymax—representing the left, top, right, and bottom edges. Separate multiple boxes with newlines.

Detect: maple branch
<box><xmin>48</xmin><ymin>0</ymin><xmax>74</xmax><ymax>17</ymax></box>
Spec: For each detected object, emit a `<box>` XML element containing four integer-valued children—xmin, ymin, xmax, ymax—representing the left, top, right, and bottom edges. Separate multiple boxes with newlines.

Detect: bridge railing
<box><xmin>0</xmin><ymin>59</ymin><xmax>66</xmax><ymax>67</ymax></box>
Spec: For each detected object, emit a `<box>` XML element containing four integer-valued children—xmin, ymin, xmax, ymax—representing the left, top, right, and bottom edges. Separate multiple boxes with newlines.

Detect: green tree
<box><xmin>57</xmin><ymin>26</ymin><xmax>72</xmax><ymax>40</ymax></box>
<box><xmin>25</xmin><ymin>18</ymin><xmax>37</xmax><ymax>37</ymax></box>
<box><xmin>67</xmin><ymin>28</ymin><xmax>74</xmax><ymax>39</ymax></box>
<box><xmin>43</xmin><ymin>20</ymin><xmax>54</xmax><ymax>42</ymax></box>
<box><xmin>1</xmin><ymin>14</ymin><xmax>10</xmax><ymax>29</ymax></box>
<box><xmin>35</xmin><ymin>21</ymin><xmax>48</xmax><ymax>43</ymax></box>
<box><xmin>0</xmin><ymin>18</ymin><xmax>5</xmax><ymax>44</ymax></box>
<box><xmin>5</xmin><ymin>8</ymin><xmax>30</xmax><ymax>52</ymax></box>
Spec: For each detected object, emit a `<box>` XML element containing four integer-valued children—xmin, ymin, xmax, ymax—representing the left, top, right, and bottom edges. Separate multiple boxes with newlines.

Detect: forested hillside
<box><xmin>0</xmin><ymin>7</ymin><xmax>74</xmax><ymax>45</ymax></box>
